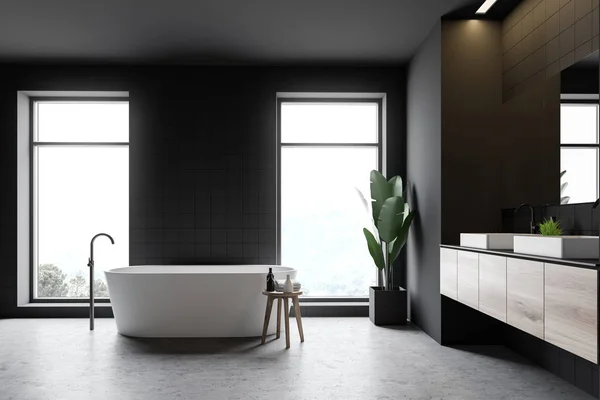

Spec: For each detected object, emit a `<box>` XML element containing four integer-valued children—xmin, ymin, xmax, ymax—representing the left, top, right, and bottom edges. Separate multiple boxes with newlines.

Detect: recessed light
<box><xmin>476</xmin><ymin>0</ymin><xmax>499</xmax><ymax>14</ymax></box>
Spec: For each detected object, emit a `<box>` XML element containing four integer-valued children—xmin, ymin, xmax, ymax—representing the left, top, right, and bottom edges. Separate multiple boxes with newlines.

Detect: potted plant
<box><xmin>538</xmin><ymin>218</ymin><xmax>563</xmax><ymax>236</ymax></box>
<box><xmin>357</xmin><ymin>170</ymin><xmax>415</xmax><ymax>325</ymax></box>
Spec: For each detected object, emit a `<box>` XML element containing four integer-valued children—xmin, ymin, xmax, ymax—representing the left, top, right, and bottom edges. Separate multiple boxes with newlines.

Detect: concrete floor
<box><xmin>0</xmin><ymin>318</ymin><xmax>595</xmax><ymax>400</ymax></box>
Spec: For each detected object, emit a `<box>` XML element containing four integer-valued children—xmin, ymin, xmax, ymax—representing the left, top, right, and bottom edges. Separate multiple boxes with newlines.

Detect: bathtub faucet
<box><xmin>88</xmin><ymin>233</ymin><xmax>114</xmax><ymax>331</ymax></box>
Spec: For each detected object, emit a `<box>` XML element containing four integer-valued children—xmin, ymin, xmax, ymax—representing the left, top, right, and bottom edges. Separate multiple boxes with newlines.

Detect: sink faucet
<box><xmin>514</xmin><ymin>203</ymin><xmax>536</xmax><ymax>234</ymax></box>
<box><xmin>88</xmin><ymin>233</ymin><xmax>114</xmax><ymax>331</ymax></box>
<box><xmin>593</xmin><ymin>199</ymin><xmax>600</xmax><ymax>235</ymax></box>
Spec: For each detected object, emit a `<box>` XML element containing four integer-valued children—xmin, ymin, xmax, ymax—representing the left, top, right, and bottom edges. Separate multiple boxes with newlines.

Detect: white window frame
<box><xmin>276</xmin><ymin>93</ymin><xmax>386</xmax><ymax>301</ymax></box>
<box><xmin>560</xmin><ymin>95</ymin><xmax>600</xmax><ymax>204</ymax></box>
<box><xmin>17</xmin><ymin>91</ymin><xmax>129</xmax><ymax>306</ymax></box>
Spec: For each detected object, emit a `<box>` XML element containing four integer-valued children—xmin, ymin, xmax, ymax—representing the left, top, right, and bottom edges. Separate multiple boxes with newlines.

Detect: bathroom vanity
<box><xmin>440</xmin><ymin>244</ymin><xmax>600</xmax><ymax>364</ymax></box>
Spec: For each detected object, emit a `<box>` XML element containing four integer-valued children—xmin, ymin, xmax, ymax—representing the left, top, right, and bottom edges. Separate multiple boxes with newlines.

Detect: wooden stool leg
<box><xmin>293</xmin><ymin>296</ymin><xmax>304</xmax><ymax>342</ymax></box>
<box><xmin>261</xmin><ymin>296</ymin><xmax>274</xmax><ymax>345</ymax></box>
<box><xmin>284</xmin><ymin>297</ymin><xmax>290</xmax><ymax>349</ymax></box>
<box><xmin>276</xmin><ymin>298</ymin><xmax>282</xmax><ymax>339</ymax></box>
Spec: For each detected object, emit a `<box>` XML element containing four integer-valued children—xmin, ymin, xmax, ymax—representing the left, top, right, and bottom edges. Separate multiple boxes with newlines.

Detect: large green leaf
<box><xmin>370</xmin><ymin>170</ymin><xmax>392</xmax><ymax>226</ymax></box>
<box><xmin>363</xmin><ymin>228</ymin><xmax>385</xmax><ymax>270</ymax></box>
<box><xmin>389</xmin><ymin>210</ymin><xmax>416</xmax><ymax>264</ymax></box>
<box><xmin>388</xmin><ymin>176</ymin><xmax>404</xmax><ymax>198</ymax></box>
<box><xmin>377</xmin><ymin>196</ymin><xmax>406</xmax><ymax>243</ymax></box>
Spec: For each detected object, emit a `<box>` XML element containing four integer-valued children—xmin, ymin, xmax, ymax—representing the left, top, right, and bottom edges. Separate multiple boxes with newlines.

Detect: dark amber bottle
<box><xmin>266</xmin><ymin>268</ymin><xmax>275</xmax><ymax>292</ymax></box>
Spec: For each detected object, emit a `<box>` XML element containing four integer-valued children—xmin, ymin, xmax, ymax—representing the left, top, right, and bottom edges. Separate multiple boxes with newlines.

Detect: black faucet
<box><xmin>592</xmin><ymin>199</ymin><xmax>600</xmax><ymax>235</ymax></box>
<box><xmin>514</xmin><ymin>203</ymin><xmax>536</xmax><ymax>234</ymax></box>
<box><xmin>88</xmin><ymin>233</ymin><xmax>115</xmax><ymax>331</ymax></box>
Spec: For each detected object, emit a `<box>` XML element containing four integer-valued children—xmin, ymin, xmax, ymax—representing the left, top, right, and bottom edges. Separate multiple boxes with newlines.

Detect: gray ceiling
<box><xmin>0</xmin><ymin>0</ymin><xmax>477</xmax><ymax>65</ymax></box>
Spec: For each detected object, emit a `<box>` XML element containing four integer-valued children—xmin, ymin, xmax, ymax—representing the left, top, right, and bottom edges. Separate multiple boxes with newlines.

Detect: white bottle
<box><xmin>283</xmin><ymin>274</ymin><xmax>294</xmax><ymax>293</ymax></box>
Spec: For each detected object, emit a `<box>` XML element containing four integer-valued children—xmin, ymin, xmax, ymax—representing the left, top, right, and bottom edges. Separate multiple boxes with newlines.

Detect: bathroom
<box><xmin>1</xmin><ymin>0</ymin><xmax>600</xmax><ymax>399</ymax></box>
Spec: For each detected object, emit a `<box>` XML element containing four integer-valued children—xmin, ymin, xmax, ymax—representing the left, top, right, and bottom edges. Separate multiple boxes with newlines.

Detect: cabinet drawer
<box><xmin>457</xmin><ymin>251</ymin><xmax>479</xmax><ymax>309</ymax></box>
<box><xmin>507</xmin><ymin>258</ymin><xmax>544</xmax><ymax>340</ymax></box>
<box><xmin>440</xmin><ymin>248</ymin><xmax>458</xmax><ymax>299</ymax></box>
<box><xmin>545</xmin><ymin>263</ymin><xmax>597</xmax><ymax>363</ymax></box>
<box><xmin>479</xmin><ymin>254</ymin><xmax>506</xmax><ymax>322</ymax></box>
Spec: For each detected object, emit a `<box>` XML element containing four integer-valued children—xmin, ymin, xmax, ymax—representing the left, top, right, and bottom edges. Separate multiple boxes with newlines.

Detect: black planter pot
<box><xmin>369</xmin><ymin>286</ymin><xmax>407</xmax><ymax>326</ymax></box>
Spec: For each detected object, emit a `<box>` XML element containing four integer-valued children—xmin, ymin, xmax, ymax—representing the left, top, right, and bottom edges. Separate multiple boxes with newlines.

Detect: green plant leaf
<box><xmin>560</xmin><ymin>170</ymin><xmax>567</xmax><ymax>178</ymax></box>
<box><xmin>370</xmin><ymin>170</ymin><xmax>393</xmax><ymax>225</ymax></box>
<box><xmin>389</xmin><ymin>210</ymin><xmax>416</xmax><ymax>264</ymax></box>
<box><xmin>377</xmin><ymin>196</ymin><xmax>406</xmax><ymax>243</ymax></box>
<box><xmin>388</xmin><ymin>176</ymin><xmax>403</xmax><ymax>198</ymax></box>
<box><xmin>363</xmin><ymin>228</ymin><xmax>385</xmax><ymax>270</ymax></box>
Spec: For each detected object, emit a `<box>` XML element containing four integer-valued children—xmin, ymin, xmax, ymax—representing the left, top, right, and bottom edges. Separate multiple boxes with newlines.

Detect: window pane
<box><xmin>560</xmin><ymin>104</ymin><xmax>598</xmax><ymax>144</ymax></box>
<box><xmin>560</xmin><ymin>148</ymin><xmax>598</xmax><ymax>204</ymax></box>
<box><xmin>36</xmin><ymin>147</ymin><xmax>129</xmax><ymax>298</ymax></box>
<box><xmin>281</xmin><ymin>147</ymin><xmax>378</xmax><ymax>297</ymax></box>
<box><xmin>37</xmin><ymin>102</ymin><xmax>129</xmax><ymax>142</ymax></box>
<box><xmin>281</xmin><ymin>102</ymin><xmax>378</xmax><ymax>143</ymax></box>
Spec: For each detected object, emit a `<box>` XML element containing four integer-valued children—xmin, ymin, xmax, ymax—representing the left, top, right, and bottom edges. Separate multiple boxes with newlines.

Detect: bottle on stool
<box><xmin>266</xmin><ymin>268</ymin><xmax>275</xmax><ymax>292</ymax></box>
<box><xmin>283</xmin><ymin>274</ymin><xmax>294</xmax><ymax>293</ymax></box>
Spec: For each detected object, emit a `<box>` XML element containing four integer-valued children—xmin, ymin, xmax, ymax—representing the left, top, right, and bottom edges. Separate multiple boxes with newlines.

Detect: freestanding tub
<box><xmin>105</xmin><ymin>265</ymin><xmax>297</xmax><ymax>338</ymax></box>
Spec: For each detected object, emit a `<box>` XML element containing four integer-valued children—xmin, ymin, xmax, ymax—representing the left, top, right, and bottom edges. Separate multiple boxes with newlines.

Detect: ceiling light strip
<box><xmin>476</xmin><ymin>0</ymin><xmax>499</xmax><ymax>14</ymax></box>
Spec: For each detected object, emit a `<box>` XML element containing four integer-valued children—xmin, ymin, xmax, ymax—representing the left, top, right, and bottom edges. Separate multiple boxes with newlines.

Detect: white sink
<box><xmin>460</xmin><ymin>233</ymin><xmax>523</xmax><ymax>250</ymax></box>
<box><xmin>513</xmin><ymin>235</ymin><xmax>600</xmax><ymax>259</ymax></box>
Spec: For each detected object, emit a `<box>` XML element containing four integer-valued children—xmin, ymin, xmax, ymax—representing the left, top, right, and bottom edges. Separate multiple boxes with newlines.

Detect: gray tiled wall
<box><xmin>0</xmin><ymin>65</ymin><xmax>407</xmax><ymax>318</ymax></box>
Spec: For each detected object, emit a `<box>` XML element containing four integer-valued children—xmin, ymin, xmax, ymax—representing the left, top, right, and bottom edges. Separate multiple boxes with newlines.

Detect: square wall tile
<box><xmin>560</xmin><ymin>0</ymin><xmax>576</xmax><ymax>31</ymax></box>
<box><xmin>547</xmin><ymin>12</ymin><xmax>561</xmax><ymax>40</ymax></box>
<box><xmin>575</xmin><ymin>0</ymin><xmax>593</xmax><ymax>19</ymax></box>
<box><xmin>547</xmin><ymin>0</ymin><xmax>562</xmax><ymax>17</ymax></box>
<box><xmin>546</xmin><ymin>36</ymin><xmax>561</xmax><ymax>64</ymax></box>
<box><xmin>575</xmin><ymin>12</ymin><xmax>593</xmax><ymax>47</ymax></box>
<box><xmin>559</xmin><ymin>25</ymin><xmax>575</xmax><ymax>55</ymax></box>
<box><xmin>523</xmin><ymin>10</ymin><xmax>536</xmax><ymax>36</ymax></box>
<box><xmin>534</xmin><ymin>1</ymin><xmax>547</xmax><ymax>26</ymax></box>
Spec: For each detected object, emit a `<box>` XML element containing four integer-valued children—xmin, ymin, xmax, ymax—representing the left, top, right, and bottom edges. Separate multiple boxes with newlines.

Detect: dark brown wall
<box><xmin>442</xmin><ymin>20</ymin><xmax>559</xmax><ymax>246</ymax></box>
<box><xmin>407</xmin><ymin>20</ymin><xmax>560</xmax><ymax>344</ymax></box>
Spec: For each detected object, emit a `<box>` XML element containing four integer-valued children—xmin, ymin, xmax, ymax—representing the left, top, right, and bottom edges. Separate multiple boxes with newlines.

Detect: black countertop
<box><xmin>440</xmin><ymin>245</ymin><xmax>600</xmax><ymax>269</ymax></box>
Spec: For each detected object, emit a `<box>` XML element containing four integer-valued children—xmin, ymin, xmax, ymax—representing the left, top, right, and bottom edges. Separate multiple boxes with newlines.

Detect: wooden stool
<box><xmin>261</xmin><ymin>291</ymin><xmax>304</xmax><ymax>349</ymax></box>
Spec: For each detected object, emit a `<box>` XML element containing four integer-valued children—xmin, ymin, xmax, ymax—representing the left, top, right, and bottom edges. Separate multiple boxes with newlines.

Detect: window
<box><xmin>278</xmin><ymin>98</ymin><xmax>383</xmax><ymax>297</ymax></box>
<box><xmin>32</xmin><ymin>100</ymin><xmax>129</xmax><ymax>301</ymax></box>
<box><xmin>560</xmin><ymin>101</ymin><xmax>599</xmax><ymax>204</ymax></box>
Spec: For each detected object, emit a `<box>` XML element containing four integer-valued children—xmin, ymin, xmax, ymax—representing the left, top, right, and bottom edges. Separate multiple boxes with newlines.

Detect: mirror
<box><xmin>560</xmin><ymin>50</ymin><xmax>599</xmax><ymax>205</ymax></box>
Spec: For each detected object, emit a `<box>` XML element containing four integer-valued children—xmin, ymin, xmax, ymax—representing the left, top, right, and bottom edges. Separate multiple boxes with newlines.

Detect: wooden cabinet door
<box><xmin>457</xmin><ymin>251</ymin><xmax>479</xmax><ymax>309</ymax></box>
<box><xmin>507</xmin><ymin>258</ymin><xmax>544</xmax><ymax>340</ymax></box>
<box><xmin>545</xmin><ymin>263</ymin><xmax>597</xmax><ymax>363</ymax></box>
<box><xmin>440</xmin><ymin>248</ymin><xmax>458</xmax><ymax>300</ymax></box>
<box><xmin>479</xmin><ymin>254</ymin><xmax>506</xmax><ymax>322</ymax></box>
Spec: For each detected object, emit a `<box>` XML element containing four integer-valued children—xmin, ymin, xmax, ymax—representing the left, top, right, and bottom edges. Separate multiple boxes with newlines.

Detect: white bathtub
<box><xmin>105</xmin><ymin>265</ymin><xmax>297</xmax><ymax>338</ymax></box>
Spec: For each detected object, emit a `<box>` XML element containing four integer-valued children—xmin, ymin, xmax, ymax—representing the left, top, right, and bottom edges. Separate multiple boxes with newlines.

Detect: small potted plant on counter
<box><xmin>538</xmin><ymin>218</ymin><xmax>563</xmax><ymax>236</ymax></box>
<box><xmin>357</xmin><ymin>170</ymin><xmax>416</xmax><ymax>326</ymax></box>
